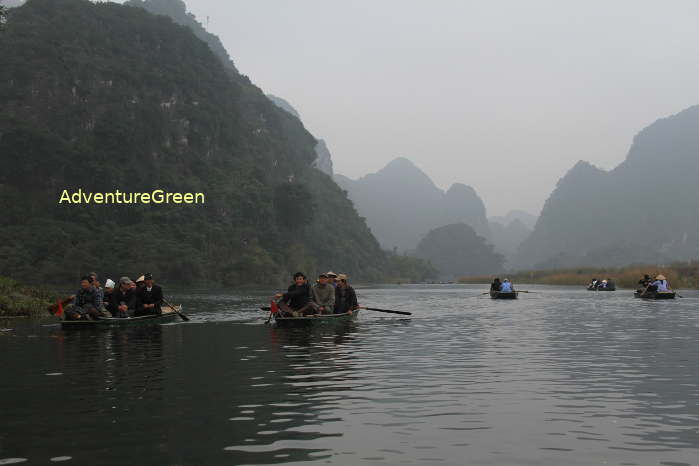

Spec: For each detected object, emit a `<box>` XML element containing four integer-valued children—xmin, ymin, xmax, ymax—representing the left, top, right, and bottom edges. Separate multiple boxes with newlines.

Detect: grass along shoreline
<box><xmin>458</xmin><ymin>262</ymin><xmax>699</xmax><ymax>289</ymax></box>
<box><xmin>0</xmin><ymin>276</ymin><xmax>60</xmax><ymax>319</ymax></box>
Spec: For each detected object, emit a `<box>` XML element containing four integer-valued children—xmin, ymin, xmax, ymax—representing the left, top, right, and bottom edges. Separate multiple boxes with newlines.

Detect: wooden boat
<box><xmin>60</xmin><ymin>305</ymin><xmax>182</xmax><ymax>328</ymax></box>
<box><xmin>270</xmin><ymin>309</ymin><xmax>360</xmax><ymax>327</ymax></box>
<box><xmin>634</xmin><ymin>290</ymin><xmax>676</xmax><ymax>300</ymax></box>
<box><xmin>490</xmin><ymin>291</ymin><xmax>518</xmax><ymax>299</ymax></box>
<box><xmin>587</xmin><ymin>287</ymin><xmax>616</xmax><ymax>291</ymax></box>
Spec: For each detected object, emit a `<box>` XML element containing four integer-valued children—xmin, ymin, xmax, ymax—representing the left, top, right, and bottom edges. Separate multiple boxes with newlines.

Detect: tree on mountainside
<box><xmin>273</xmin><ymin>183</ymin><xmax>315</xmax><ymax>231</ymax></box>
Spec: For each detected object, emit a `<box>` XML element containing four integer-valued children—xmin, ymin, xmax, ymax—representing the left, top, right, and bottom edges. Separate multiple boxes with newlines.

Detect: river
<box><xmin>1</xmin><ymin>284</ymin><xmax>699</xmax><ymax>465</ymax></box>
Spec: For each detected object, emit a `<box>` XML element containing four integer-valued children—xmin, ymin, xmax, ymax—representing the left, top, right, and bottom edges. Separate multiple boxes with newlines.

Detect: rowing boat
<box><xmin>633</xmin><ymin>291</ymin><xmax>676</xmax><ymax>300</ymax></box>
<box><xmin>587</xmin><ymin>287</ymin><xmax>616</xmax><ymax>291</ymax></box>
<box><xmin>490</xmin><ymin>291</ymin><xmax>518</xmax><ymax>299</ymax></box>
<box><xmin>60</xmin><ymin>305</ymin><xmax>182</xmax><ymax>328</ymax></box>
<box><xmin>270</xmin><ymin>309</ymin><xmax>360</xmax><ymax>327</ymax></box>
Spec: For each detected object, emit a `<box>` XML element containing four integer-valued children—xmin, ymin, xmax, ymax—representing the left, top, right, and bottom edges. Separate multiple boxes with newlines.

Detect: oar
<box><xmin>361</xmin><ymin>306</ymin><xmax>412</xmax><ymax>316</ymax></box>
<box><xmin>515</xmin><ymin>290</ymin><xmax>539</xmax><ymax>294</ymax></box>
<box><xmin>162</xmin><ymin>297</ymin><xmax>189</xmax><ymax>321</ymax></box>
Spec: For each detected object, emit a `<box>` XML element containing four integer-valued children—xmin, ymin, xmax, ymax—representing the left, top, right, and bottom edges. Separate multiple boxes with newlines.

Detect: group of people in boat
<box><xmin>490</xmin><ymin>278</ymin><xmax>515</xmax><ymax>293</ymax></box>
<box><xmin>273</xmin><ymin>271</ymin><xmax>358</xmax><ymax>317</ymax></box>
<box><xmin>65</xmin><ymin>272</ymin><xmax>165</xmax><ymax>321</ymax></box>
<box><xmin>638</xmin><ymin>274</ymin><xmax>672</xmax><ymax>293</ymax></box>
<box><xmin>587</xmin><ymin>278</ymin><xmax>615</xmax><ymax>290</ymax></box>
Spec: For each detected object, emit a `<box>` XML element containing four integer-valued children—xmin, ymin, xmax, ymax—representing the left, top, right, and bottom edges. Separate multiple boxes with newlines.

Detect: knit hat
<box><xmin>105</xmin><ymin>279</ymin><xmax>115</xmax><ymax>289</ymax></box>
<box><xmin>119</xmin><ymin>276</ymin><xmax>133</xmax><ymax>286</ymax></box>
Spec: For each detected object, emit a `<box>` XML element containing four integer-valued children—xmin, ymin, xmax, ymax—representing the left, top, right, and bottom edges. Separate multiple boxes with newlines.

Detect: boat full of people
<box><xmin>587</xmin><ymin>278</ymin><xmax>616</xmax><ymax>291</ymax></box>
<box><xmin>634</xmin><ymin>274</ymin><xmax>676</xmax><ymax>299</ymax></box>
<box><xmin>49</xmin><ymin>272</ymin><xmax>185</xmax><ymax>325</ymax></box>
<box><xmin>266</xmin><ymin>271</ymin><xmax>361</xmax><ymax>325</ymax></box>
<box><xmin>489</xmin><ymin>278</ymin><xmax>518</xmax><ymax>299</ymax></box>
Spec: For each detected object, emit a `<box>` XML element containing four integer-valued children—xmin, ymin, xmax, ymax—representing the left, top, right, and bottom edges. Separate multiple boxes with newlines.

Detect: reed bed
<box><xmin>458</xmin><ymin>262</ymin><xmax>699</xmax><ymax>289</ymax></box>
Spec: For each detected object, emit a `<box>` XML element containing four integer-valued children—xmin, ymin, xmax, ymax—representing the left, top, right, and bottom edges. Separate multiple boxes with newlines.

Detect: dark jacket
<box><xmin>282</xmin><ymin>283</ymin><xmax>312</xmax><ymax>310</ymax></box>
<box><xmin>108</xmin><ymin>287</ymin><xmax>139</xmax><ymax>317</ymax></box>
<box><xmin>73</xmin><ymin>286</ymin><xmax>101</xmax><ymax>310</ymax></box>
<box><xmin>136</xmin><ymin>285</ymin><xmax>163</xmax><ymax>315</ymax></box>
<box><xmin>334</xmin><ymin>285</ymin><xmax>358</xmax><ymax>314</ymax></box>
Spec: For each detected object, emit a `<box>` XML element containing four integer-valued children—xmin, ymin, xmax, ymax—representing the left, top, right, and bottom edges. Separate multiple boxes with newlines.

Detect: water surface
<box><xmin>2</xmin><ymin>285</ymin><xmax>699</xmax><ymax>465</ymax></box>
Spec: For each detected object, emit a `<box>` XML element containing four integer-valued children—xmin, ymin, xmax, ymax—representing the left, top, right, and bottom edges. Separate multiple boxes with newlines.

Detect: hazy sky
<box><xmin>123</xmin><ymin>0</ymin><xmax>699</xmax><ymax>216</ymax></box>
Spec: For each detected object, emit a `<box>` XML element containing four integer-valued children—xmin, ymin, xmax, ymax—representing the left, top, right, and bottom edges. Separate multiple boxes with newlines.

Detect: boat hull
<box><xmin>272</xmin><ymin>310</ymin><xmax>360</xmax><ymax>327</ymax></box>
<box><xmin>634</xmin><ymin>291</ymin><xmax>676</xmax><ymax>300</ymax></box>
<box><xmin>588</xmin><ymin>287</ymin><xmax>616</xmax><ymax>291</ymax></box>
<box><xmin>490</xmin><ymin>291</ymin><xmax>518</xmax><ymax>299</ymax></box>
<box><xmin>60</xmin><ymin>305</ymin><xmax>181</xmax><ymax>328</ymax></box>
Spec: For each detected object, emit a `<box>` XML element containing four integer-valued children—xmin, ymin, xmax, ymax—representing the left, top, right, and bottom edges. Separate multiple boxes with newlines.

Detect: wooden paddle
<box><xmin>361</xmin><ymin>306</ymin><xmax>412</xmax><ymax>316</ymax></box>
<box><xmin>162</xmin><ymin>297</ymin><xmax>189</xmax><ymax>321</ymax></box>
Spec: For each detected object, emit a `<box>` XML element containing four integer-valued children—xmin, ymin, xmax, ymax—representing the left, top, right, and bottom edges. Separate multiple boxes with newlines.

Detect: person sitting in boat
<box><xmin>65</xmin><ymin>275</ymin><xmax>102</xmax><ymax>321</ymax></box>
<box><xmin>103</xmin><ymin>279</ymin><xmax>115</xmax><ymax>315</ymax></box>
<box><xmin>638</xmin><ymin>274</ymin><xmax>652</xmax><ymax>288</ymax></box>
<box><xmin>107</xmin><ymin>277</ymin><xmax>139</xmax><ymax>318</ymax></box>
<box><xmin>136</xmin><ymin>273</ymin><xmax>163</xmax><ymax>316</ymax></box>
<box><xmin>490</xmin><ymin>278</ymin><xmax>502</xmax><ymax>292</ymax></box>
<box><xmin>275</xmin><ymin>272</ymin><xmax>317</xmax><ymax>317</ymax></box>
<box><xmin>588</xmin><ymin>278</ymin><xmax>599</xmax><ymax>290</ymax></box>
<box><xmin>90</xmin><ymin>276</ymin><xmax>111</xmax><ymax>317</ymax></box>
<box><xmin>499</xmin><ymin>279</ymin><xmax>514</xmax><ymax>293</ymax></box>
<box><xmin>599</xmin><ymin>279</ymin><xmax>608</xmax><ymax>289</ymax></box>
<box><xmin>135</xmin><ymin>275</ymin><xmax>146</xmax><ymax>289</ymax></box>
<box><xmin>326</xmin><ymin>271</ymin><xmax>338</xmax><ymax>287</ymax></box>
<box><xmin>312</xmin><ymin>273</ymin><xmax>335</xmax><ymax>314</ymax></box>
<box><xmin>334</xmin><ymin>274</ymin><xmax>358</xmax><ymax>314</ymax></box>
<box><xmin>651</xmin><ymin>274</ymin><xmax>670</xmax><ymax>292</ymax></box>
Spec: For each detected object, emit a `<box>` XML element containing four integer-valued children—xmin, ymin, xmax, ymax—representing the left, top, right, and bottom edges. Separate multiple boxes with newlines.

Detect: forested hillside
<box><xmin>0</xmin><ymin>0</ymin><xmax>390</xmax><ymax>285</ymax></box>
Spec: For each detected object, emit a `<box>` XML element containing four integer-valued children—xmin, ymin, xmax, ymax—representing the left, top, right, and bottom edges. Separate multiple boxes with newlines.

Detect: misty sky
<box><xmin>121</xmin><ymin>0</ymin><xmax>699</xmax><ymax>216</ymax></box>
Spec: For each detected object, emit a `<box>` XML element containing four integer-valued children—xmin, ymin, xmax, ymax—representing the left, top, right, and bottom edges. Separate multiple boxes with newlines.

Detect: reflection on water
<box><xmin>1</xmin><ymin>285</ymin><xmax>699</xmax><ymax>465</ymax></box>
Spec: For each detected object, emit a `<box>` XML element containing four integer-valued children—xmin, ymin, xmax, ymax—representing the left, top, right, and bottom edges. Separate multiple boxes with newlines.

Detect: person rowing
<box><xmin>334</xmin><ymin>274</ymin><xmax>358</xmax><ymax>314</ymax></box>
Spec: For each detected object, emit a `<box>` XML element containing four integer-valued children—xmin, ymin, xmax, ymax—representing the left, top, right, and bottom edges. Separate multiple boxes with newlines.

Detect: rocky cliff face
<box><xmin>335</xmin><ymin>157</ymin><xmax>491</xmax><ymax>252</ymax></box>
<box><xmin>267</xmin><ymin>94</ymin><xmax>333</xmax><ymax>176</ymax></box>
<box><xmin>516</xmin><ymin>105</ymin><xmax>699</xmax><ymax>270</ymax></box>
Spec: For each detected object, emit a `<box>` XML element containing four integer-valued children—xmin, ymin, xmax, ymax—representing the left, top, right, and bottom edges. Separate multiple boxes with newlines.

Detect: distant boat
<box><xmin>587</xmin><ymin>286</ymin><xmax>616</xmax><ymax>291</ymax></box>
<box><xmin>634</xmin><ymin>290</ymin><xmax>676</xmax><ymax>300</ymax></box>
<box><xmin>490</xmin><ymin>291</ymin><xmax>518</xmax><ymax>300</ymax></box>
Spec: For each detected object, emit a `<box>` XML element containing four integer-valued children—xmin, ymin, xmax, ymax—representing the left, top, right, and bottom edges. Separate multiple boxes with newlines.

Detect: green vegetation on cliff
<box><xmin>0</xmin><ymin>0</ymin><xmax>390</xmax><ymax>286</ymax></box>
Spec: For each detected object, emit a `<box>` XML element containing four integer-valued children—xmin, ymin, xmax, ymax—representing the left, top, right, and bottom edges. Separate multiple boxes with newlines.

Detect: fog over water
<box><xmin>109</xmin><ymin>0</ymin><xmax>699</xmax><ymax>215</ymax></box>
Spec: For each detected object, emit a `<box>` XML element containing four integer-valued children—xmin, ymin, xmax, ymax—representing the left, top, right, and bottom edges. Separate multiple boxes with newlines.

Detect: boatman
<box><xmin>334</xmin><ymin>274</ymin><xmax>358</xmax><ymax>314</ymax></box>
<box><xmin>275</xmin><ymin>272</ymin><xmax>317</xmax><ymax>317</ymax></box>
<box><xmin>490</xmin><ymin>278</ymin><xmax>502</xmax><ymax>293</ymax></box>
<box><xmin>136</xmin><ymin>273</ymin><xmax>163</xmax><ymax>316</ymax></box>
<box><xmin>312</xmin><ymin>273</ymin><xmax>335</xmax><ymax>314</ymax></box>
